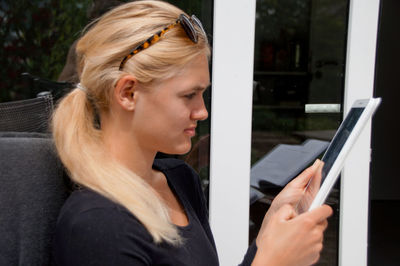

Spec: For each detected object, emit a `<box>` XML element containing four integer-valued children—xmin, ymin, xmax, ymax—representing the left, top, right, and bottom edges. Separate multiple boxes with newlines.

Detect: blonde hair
<box><xmin>52</xmin><ymin>0</ymin><xmax>210</xmax><ymax>245</ymax></box>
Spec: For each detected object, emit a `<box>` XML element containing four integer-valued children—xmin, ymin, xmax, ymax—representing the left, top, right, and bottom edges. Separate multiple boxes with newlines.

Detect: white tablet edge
<box><xmin>308</xmin><ymin>98</ymin><xmax>381</xmax><ymax>211</ymax></box>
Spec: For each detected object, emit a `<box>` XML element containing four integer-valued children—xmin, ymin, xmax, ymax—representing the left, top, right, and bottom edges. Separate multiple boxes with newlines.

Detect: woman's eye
<box><xmin>184</xmin><ymin>93</ymin><xmax>196</xmax><ymax>99</ymax></box>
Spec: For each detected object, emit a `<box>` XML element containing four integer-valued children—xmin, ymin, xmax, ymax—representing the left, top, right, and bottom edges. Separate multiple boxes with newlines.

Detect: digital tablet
<box><xmin>296</xmin><ymin>98</ymin><xmax>381</xmax><ymax>213</ymax></box>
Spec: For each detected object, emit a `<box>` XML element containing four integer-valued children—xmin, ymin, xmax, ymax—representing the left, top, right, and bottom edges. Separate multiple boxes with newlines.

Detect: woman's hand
<box><xmin>253</xmin><ymin>204</ymin><xmax>332</xmax><ymax>266</ymax></box>
<box><xmin>265</xmin><ymin>159</ymin><xmax>324</xmax><ymax>224</ymax></box>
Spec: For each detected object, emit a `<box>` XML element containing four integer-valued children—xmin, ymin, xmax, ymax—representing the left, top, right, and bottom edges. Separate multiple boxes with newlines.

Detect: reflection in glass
<box><xmin>250</xmin><ymin>0</ymin><xmax>349</xmax><ymax>265</ymax></box>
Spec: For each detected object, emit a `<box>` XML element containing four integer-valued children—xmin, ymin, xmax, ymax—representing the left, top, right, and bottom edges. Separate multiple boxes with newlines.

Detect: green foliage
<box><xmin>0</xmin><ymin>0</ymin><xmax>212</xmax><ymax>103</ymax></box>
<box><xmin>0</xmin><ymin>0</ymin><xmax>91</xmax><ymax>102</ymax></box>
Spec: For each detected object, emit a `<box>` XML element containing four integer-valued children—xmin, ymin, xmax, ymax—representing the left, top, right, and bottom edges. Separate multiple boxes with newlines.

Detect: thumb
<box><xmin>276</xmin><ymin>204</ymin><xmax>297</xmax><ymax>221</ymax></box>
<box><xmin>300</xmin><ymin>204</ymin><xmax>333</xmax><ymax>224</ymax></box>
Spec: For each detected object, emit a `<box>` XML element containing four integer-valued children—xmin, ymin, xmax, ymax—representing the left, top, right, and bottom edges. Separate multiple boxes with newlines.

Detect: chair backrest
<box><xmin>0</xmin><ymin>132</ymin><xmax>69</xmax><ymax>265</ymax></box>
<box><xmin>0</xmin><ymin>94</ymin><xmax>54</xmax><ymax>133</ymax></box>
<box><xmin>21</xmin><ymin>72</ymin><xmax>75</xmax><ymax>101</ymax></box>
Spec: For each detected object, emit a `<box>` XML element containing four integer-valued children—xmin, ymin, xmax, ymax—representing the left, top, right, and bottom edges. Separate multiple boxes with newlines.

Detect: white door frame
<box><xmin>209</xmin><ymin>0</ymin><xmax>380</xmax><ymax>265</ymax></box>
<box><xmin>209</xmin><ymin>0</ymin><xmax>256</xmax><ymax>265</ymax></box>
<box><xmin>340</xmin><ymin>0</ymin><xmax>380</xmax><ymax>265</ymax></box>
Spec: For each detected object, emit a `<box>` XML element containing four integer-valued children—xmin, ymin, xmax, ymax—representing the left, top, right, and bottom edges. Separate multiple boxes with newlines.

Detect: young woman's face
<box><xmin>132</xmin><ymin>53</ymin><xmax>210</xmax><ymax>155</ymax></box>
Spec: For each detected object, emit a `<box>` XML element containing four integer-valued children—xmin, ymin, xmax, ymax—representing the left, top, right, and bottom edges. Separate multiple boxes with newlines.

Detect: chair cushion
<box><xmin>0</xmin><ymin>133</ymin><xmax>69</xmax><ymax>265</ymax></box>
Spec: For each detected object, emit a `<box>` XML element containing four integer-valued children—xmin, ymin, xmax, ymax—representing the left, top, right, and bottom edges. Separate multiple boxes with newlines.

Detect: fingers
<box><xmin>288</xmin><ymin>159</ymin><xmax>322</xmax><ymax>188</ymax></box>
<box><xmin>276</xmin><ymin>204</ymin><xmax>297</xmax><ymax>221</ymax></box>
<box><xmin>305</xmin><ymin>161</ymin><xmax>324</xmax><ymax>200</ymax></box>
<box><xmin>300</xmin><ymin>204</ymin><xmax>333</xmax><ymax>224</ymax></box>
<box><xmin>259</xmin><ymin>204</ymin><xmax>330</xmax><ymax>266</ymax></box>
<box><xmin>310</xmin><ymin>161</ymin><xmax>324</xmax><ymax>189</ymax></box>
<box><xmin>317</xmin><ymin>219</ymin><xmax>329</xmax><ymax>232</ymax></box>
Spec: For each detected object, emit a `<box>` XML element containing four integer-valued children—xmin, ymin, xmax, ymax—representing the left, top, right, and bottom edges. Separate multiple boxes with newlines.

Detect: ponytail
<box><xmin>52</xmin><ymin>87</ymin><xmax>182</xmax><ymax>244</ymax></box>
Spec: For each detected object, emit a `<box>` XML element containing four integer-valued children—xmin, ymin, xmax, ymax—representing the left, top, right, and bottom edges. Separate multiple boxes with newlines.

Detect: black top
<box><xmin>53</xmin><ymin>158</ymin><xmax>257</xmax><ymax>265</ymax></box>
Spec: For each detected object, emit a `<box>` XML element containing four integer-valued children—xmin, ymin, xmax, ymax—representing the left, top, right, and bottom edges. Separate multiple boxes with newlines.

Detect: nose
<box><xmin>191</xmin><ymin>98</ymin><xmax>208</xmax><ymax>121</ymax></box>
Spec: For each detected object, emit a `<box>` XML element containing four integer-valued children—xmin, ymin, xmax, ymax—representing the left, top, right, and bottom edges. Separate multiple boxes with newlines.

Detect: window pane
<box><xmin>250</xmin><ymin>1</ymin><xmax>349</xmax><ymax>265</ymax></box>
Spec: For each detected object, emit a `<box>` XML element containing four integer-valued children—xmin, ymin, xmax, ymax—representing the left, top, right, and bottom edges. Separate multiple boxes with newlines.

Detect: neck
<box><xmin>101</xmin><ymin>115</ymin><xmax>158</xmax><ymax>183</ymax></box>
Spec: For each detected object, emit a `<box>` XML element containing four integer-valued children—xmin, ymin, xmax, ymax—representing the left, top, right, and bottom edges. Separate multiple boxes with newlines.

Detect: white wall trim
<box><xmin>340</xmin><ymin>0</ymin><xmax>380</xmax><ymax>265</ymax></box>
<box><xmin>209</xmin><ymin>0</ymin><xmax>256</xmax><ymax>265</ymax></box>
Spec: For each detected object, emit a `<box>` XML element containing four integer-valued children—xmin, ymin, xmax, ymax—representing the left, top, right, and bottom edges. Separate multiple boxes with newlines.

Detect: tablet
<box><xmin>296</xmin><ymin>98</ymin><xmax>381</xmax><ymax>213</ymax></box>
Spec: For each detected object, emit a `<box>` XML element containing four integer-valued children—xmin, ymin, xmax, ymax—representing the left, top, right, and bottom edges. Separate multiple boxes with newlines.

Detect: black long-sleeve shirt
<box><xmin>53</xmin><ymin>158</ymin><xmax>256</xmax><ymax>265</ymax></box>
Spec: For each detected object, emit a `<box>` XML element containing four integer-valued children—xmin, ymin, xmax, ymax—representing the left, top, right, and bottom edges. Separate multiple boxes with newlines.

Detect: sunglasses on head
<box><xmin>119</xmin><ymin>14</ymin><xmax>207</xmax><ymax>71</ymax></box>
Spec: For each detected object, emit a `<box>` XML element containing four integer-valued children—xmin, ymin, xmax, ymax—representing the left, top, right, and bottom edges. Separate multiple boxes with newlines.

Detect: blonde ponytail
<box><xmin>52</xmin><ymin>87</ymin><xmax>181</xmax><ymax>244</ymax></box>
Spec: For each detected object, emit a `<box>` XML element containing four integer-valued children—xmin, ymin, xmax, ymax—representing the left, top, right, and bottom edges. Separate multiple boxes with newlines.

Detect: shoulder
<box><xmin>54</xmin><ymin>189</ymin><xmax>153</xmax><ymax>265</ymax></box>
<box><xmin>56</xmin><ymin>189</ymin><xmax>150</xmax><ymax>236</ymax></box>
<box><xmin>57</xmin><ymin>188</ymin><xmax>131</xmax><ymax>221</ymax></box>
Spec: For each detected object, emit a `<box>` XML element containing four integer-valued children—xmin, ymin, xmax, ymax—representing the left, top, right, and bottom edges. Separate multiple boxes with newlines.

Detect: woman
<box><xmin>52</xmin><ymin>1</ymin><xmax>332</xmax><ymax>265</ymax></box>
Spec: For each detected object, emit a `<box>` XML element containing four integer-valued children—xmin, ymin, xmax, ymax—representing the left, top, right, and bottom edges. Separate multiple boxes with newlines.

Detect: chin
<box><xmin>161</xmin><ymin>142</ymin><xmax>192</xmax><ymax>156</ymax></box>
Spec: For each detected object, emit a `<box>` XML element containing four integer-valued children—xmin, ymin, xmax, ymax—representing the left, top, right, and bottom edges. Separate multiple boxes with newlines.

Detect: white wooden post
<box><xmin>340</xmin><ymin>0</ymin><xmax>380</xmax><ymax>265</ymax></box>
<box><xmin>209</xmin><ymin>0</ymin><xmax>256</xmax><ymax>265</ymax></box>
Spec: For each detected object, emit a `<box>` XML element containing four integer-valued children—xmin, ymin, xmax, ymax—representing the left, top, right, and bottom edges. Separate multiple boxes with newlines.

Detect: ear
<box><xmin>114</xmin><ymin>75</ymin><xmax>138</xmax><ymax>111</ymax></box>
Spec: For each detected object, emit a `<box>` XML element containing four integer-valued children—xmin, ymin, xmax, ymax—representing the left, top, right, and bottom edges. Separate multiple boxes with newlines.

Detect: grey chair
<box><xmin>0</xmin><ymin>132</ymin><xmax>69</xmax><ymax>265</ymax></box>
<box><xmin>0</xmin><ymin>93</ymin><xmax>54</xmax><ymax>133</ymax></box>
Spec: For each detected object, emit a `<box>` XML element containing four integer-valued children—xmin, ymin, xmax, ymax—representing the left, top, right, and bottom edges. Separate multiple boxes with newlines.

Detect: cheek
<box><xmin>136</xmin><ymin>102</ymin><xmax>188</xmax><ymax>138</ymax></box>
<box><xmin>157</xmin><ymin>102</ymin><xmax>191</xmax><ymax>127</ymax></box>
<box><xmin>134</xmin><ymin>95</ymin><xmax>192</xmax><ymax>148</ymax></box>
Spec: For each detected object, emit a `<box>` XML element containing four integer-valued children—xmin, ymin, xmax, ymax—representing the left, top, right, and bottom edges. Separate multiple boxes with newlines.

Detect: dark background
<box><xmin>369</xmin><ymin>0</ymin><xmax>400</xmax><ymax>265</ymax></box>
<box><xmin>0</xmin><ymin>0</ymin><xmax>91</xmax><ymax>101</ymax></box>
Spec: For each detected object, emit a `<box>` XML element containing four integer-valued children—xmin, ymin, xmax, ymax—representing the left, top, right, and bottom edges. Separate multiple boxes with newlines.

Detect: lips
<box><xmin>184</xmin><ymin>126</ymin><xmax>196</xmax><ymax>137</ymax></box>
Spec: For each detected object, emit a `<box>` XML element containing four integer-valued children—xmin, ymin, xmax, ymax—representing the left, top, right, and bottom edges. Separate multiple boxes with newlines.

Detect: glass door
<box><xmin>208</xmin><ymin>0</ymin><xmax>379</xmax><ymax>265</ymax></box>
<box><xmin>250</xmin><ymin>1</ymin><xmax>349</xmax><ymax>265</ymax></box>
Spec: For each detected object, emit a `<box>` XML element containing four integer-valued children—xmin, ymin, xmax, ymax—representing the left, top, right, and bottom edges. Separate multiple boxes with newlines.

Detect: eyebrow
<box><xmin>194</xmin><ymin>83</ymin><xmax>211</xmax><ymax>91</ymax></box>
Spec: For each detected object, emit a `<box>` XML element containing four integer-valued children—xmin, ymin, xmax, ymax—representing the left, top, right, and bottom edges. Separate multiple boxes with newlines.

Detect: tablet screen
<box><xmin>295</xmin><ymin>106</ymin><xmax>365</xmax><ymax>213</ymax></box>
<box><xmin>320</xmin><ymin>107</ymin><xmax>364</xmax><ymax>183</ymax></box>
